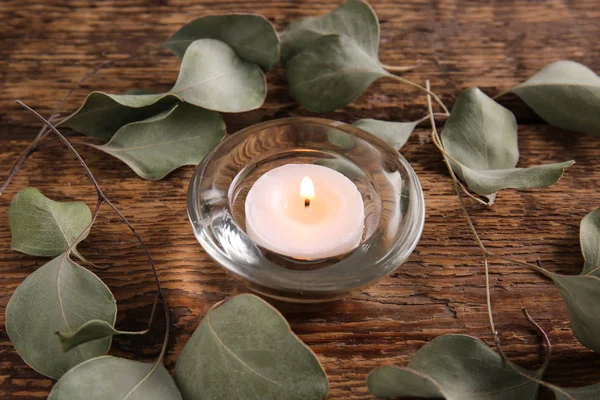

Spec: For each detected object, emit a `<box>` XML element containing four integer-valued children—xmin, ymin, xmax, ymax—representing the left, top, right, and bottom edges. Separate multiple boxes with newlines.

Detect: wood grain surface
<box><xmin>1</xmin><ymin>0</ymin><xmax>600</xmax><ymax>399</ymax></box>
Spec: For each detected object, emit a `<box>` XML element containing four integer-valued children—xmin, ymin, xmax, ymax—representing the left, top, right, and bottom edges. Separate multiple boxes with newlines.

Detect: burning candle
<box><xmin>245</xmin><ymin>164</ymin><xmax>365</xmax><ymax>260</ymax></box>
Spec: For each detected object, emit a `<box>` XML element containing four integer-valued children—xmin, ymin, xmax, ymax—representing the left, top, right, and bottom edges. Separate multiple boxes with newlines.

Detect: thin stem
<box><xmin>2</xmin><ymin>60</ymin><xmax>119</xmax><ymax>195</ymax></box>
<box><xmin>521</xmin><ymin>308</ymin><xmax>552</xmax><ymax>373</ymax></box>
<box><xmin>15</xmin><ymin>101</ymin><xmax>168</xmax><ymax>361</ymax></box>
<box><xmin>426</xmin><ymin>81</ymin><xmax>562</xmax><ymax>395</ymax></box>
<box><xmin>414</xmin><ymin>112</ymin><xmax>448</xmax><ymax>125</ymax></box>
<box><xmin>381</xmin><ymin>60</ymin><xmax>422</xmax><ymax>73</ymax></box>
<box><xmin>494</xmin><ymin>311</ymin><xmax>573</xmax><ymax>400</ymax></box>
<box><xmin>426</xmin><ymin>79</ymin><xmax>498</xmax><ymax>343</ymax></box>
<box><xmin>390</xmin><ymin>75</ymin><xmax>450</xmax><ymax>116</ymax></box>
<box><xmin>428</xmin><ymin>124</ymin><xmax>490</xmax><ymax>206</ymax></box>
<box><xmin>490</xmin><ymin>255</ymin><xmax>554</xmax><ymax>279</ymax></box>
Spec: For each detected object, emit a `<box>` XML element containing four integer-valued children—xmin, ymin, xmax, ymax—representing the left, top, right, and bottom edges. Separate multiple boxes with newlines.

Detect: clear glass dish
<box><xmin>187</xmin><ymin>117</ymin><xmax>425</xmax><ymax>302</ymax></box>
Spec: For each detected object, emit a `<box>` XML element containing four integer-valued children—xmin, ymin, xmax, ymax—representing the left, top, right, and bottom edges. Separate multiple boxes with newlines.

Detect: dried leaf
<box><xmin>285</xmin><ymin>34</ymin><xmax>389</xmax><ymax>112</ymax></box>
<box><xmin>165</xmin><ymin>14</ymin><xmax>279</xmax><ymax>72</ymax></box>
<box><xmin>174</xmin><ymin>294</ymin><xmax>329</xmax><ymax>400</ymax></box>
<box><xmin>279</xmin><ymin>0</ymin><xmax>379</xmax><ymax>63</ymax></box>
<box><xmin>60</xmin><ymin>92</ymin><xmax>178</xmax><ymax>141</ymax></box>
<box><xmin>368</xmin><ymin>334</ymin><xmax>540</xmax><ymax>400</ymax></box>
<box><xmin>170</xmin><ymin>38</ymin><xmax>266</xmax><ymax>112</ymax></box>
<box><xmin>48</xmin><ymin>356</ymin><xmax>181</xmax><ymax>400</ymax></box>
<box><xmin>9</xmin><ymin>188</ymin><xmax>91</xmax><ymax>257</ymax></box>
<box><xmin>547</xmin><ymin>208</ymin><xmax>600</xmax><ymax>354</ymax></box>
<box><xmin>580</xmin><ymin>208</ymin><xmax>600</xmax><ymax>275</ymax></box>
<box><xmin>90</xmin><ymin>103</ymin><xmax>225</xmax><ymax>180</ymax></box>
<box><xmin>64</xmin><ymin>39</ymin><xmax>265</xmax><ymax>140</ymax></box>
<box><xmin>452</xmin><ymin>161</ymin><xmax>574</xmax><ymax>197</ymax></box>
<box><xmin>353</xmin><ymin>118</ymin><xmax>418</xmax><ymax>150</ymax></box>
<box><xmin>551</xmin><ymin>274</ymin><xmax>600</xmax><ymax>353</ymax></box>
<box><xmin>56</xmin><ymin>319</ymin><xmax>145</xmax><ymax>353</ymax></box>
<box><xmin>511</xmin><ymin>61</ymin><xmax>600</xmax><ymax>136</ymax></box>
<box><xmin>5</xmin><ymin>253</ymin><xmax>116</xmax><ymax>379</ymax></box>
<box><xmin>442</xmin><ymin>88</ymin><xmax>573</xmax><ymax>201</ymax></box>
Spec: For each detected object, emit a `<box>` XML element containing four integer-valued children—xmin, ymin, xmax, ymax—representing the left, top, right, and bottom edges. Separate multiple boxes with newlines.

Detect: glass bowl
<box><xmin>187</xmin><ymin>117</ymin><xmax>425</xmax><ymax>303</ymax></box>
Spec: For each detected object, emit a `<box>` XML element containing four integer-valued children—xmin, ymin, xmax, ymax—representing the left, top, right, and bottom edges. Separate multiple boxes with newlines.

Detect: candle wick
<box><xmin>304</xmin><ymin>198</ymin><xmax>310</xmax><ymax>207</ymax></box>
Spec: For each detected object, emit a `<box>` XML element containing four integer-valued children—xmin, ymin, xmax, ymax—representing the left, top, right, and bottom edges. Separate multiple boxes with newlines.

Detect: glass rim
<box><xmin>187</xmin><ymin>117</ymin><xmax>426</xmax><ymax>302</ymax></box>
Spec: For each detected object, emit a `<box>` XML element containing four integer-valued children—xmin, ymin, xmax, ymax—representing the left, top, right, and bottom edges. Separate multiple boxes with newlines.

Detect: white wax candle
<box><xmin>245</xmin><ymin>164</ymin><xmax>365</xmax><ymax>260</ymax></box>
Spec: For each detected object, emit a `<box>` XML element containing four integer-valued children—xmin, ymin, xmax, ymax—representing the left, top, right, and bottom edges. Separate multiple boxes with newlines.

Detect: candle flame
<box><xmin>300</xmin><ymin>176</ymin><xmax>315</xmax><ymax>201</ymax></box>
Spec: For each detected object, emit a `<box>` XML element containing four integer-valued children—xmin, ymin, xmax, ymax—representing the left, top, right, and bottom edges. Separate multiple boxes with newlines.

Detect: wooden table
<box><xmin>1</xmin><ymin>1</ymin><xmax>599</xmax><ymax>398</ymax></box>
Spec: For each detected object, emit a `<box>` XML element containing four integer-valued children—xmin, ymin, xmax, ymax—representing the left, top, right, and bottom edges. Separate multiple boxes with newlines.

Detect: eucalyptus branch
<box><xmin>15</xmin><ymin>100</ymin><xmax>169</xmax><ymax>360</ymax></box>
<box><xmin>425</xmin><ymin>81</ymin><xmax>575</xmax><ymax>397</ymax></box>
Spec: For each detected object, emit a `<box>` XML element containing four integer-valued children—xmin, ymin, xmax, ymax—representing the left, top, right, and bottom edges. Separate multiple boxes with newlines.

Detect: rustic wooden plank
<box><xmin>1</xmin><ymin>0</ymin><xmax>599</xmax><ymax>138</ymax></box>
<box><xmin>1</xmin><ymin>124</ymin><xmax>600</xmax><ymax>399</ymax></box>
<box><xmin>1</xmin><ymin>0</ymin><xmax>600</xmax><ymax>399</ymax></box>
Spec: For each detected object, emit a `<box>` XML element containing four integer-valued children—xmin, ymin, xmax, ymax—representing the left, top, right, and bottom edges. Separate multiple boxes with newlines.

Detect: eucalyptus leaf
<box><xmin>511</xmin><ymin>61</ymin><xmax>600</xmax><ymax>136</ymax></box>
<box><xmin>552</xmin><ymin>383</ymin><xmax>600</xmax><ymax>400</ymax></box>
<box><xmin>174</xmin><ymin>294</ymin><xmax>329</xmax><ymax>400</ymax></box>
<box><xmin>442</xmin><ymin>88</ymin><xmax>573</xmax><ymax>201</ymax></box>
<box><xmin>286</xmin><ymin>34</ymin><xmax>389</xmax><ymax>112</ymax></box>
<box><xmin>5</xmin><ymin>253</ymin><xmax>116</xmax><ymax>379</ymax></box>
<box><xmin>170</xmin><ymin>38</ymin><xmax>266</xmax><ymax>112</ymax></box>
<box><xmin>57</xmin><ymin>319</ymin><xmax>145</xmax><ymax>353</ymax></box>
<box><xmin>451</xmin><ymin>161</ymin><xmax>574</xmax><ymax>196</ymax></box>
<box><xmin>64</xmin><ymin>38</ymin><xmax>265</xmax><ymax>140</ymax></box>
<box><xmin>279</xmin><ymin>0</ymin><xmax>379</xmax><ymax>63</ymax></box>
<box><xmin>551</xmin><ymin>274</ymin><xmax>600</xmax><ymax>353</ymax></box>
<box><xmin>122</xmin><ymin>88</ymin><xmax>155</xmax><ymax>95</ymax></box>
<box><xmin>9</xmin><ymin>188</ymin><xmax>91</xmax><ymax>257</ymax></box>
<box><xmin>60</xmin><ymin>92</ymin><xmax>178</xmax><ymax>141</ymax></box>
<box><xmin>48</xmin><ymin>356</ymin><xmax>182</xmax><ymax>400</ymax></box>
<box><xmin>90</xmin><ymin>103</ymin><xmax>225</xmax><ymax>180</ymax></box>
<box><xmin>353</xmin><ymin>118</ymin><xmax>418</xmax><ymax>150</ymax></box>
<box><xmin>580</xmin><ymin>208</ymin><xmax>600</xmax><ymax>275</ymax></box>
<box><xmin>367</xmin><ymin>334</ymin><xmax>540</xmax><ymax>400</ymax></box>
<box><xmin>165</xmin><ymin>14</ymin><xmax>279</xmax><ymax>72</ymax></box>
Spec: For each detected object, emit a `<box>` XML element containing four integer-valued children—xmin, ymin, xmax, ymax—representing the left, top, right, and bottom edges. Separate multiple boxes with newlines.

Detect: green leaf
<box><xmin>5</xmin><ymin>253</ymin><xmax>116</xmax><ymax>379</ymax></box>
<box><xmin>170</xmin><ymin>38</ymin><xmax>266</xmax><ymax>112</ymax></box>
<box><xmin>122</xmin><ymin>88</ymin><xmax>155</xmax><ymax>95</ymax></box>
<box><xmin>48</xmin><ymin>356</ymin><xmax>182</xmax><ymax>400</ymax></box>
<box><xmin>367</xmin><ymin>334</ymin><xmax>540</xmax><ymax>400</ymax></box>
<box><xmin>279</xmin><ymin>0</ymin><xmax>379</xmax><ymax>63</ymax></box>
<box><xmin>353</xmin><ymin>118</ymin><xmax>418</xmax><ymax>150</ymax></box>
<box><xmin>90</xmin><ymin>103</ymin><xmax>225</xmax><ymax>180</ymax></box>
<box><xmin>552</xmin><ymin>383</ymin><xmax>600</xmax><ymax>400</ymax></box>
<box><xmin>60</xmin><ymin>92</ymin><xmax>178</xmax><ymax>141</ymax></box>
<box><xmin>442</xmin><ymin>88</ymin><xmax>573</xmax><ymax>201</ymax></box>
<box><xmin>451</xmin><ymin>161</ymin><xmax>574</xmax><ymax>197</ymax></box>
<box><xmin>9</xmin><ymin>188</ymin><xmax>92</xmax><ymax>257</ymax></box>
<box><xmin>63</xmin><ymin>39</ymin><xmax>265</xmax><ymax>140</ymax></box>
<box><xmin>580</xmin><ymin>208</ymin><xmax>600</xmax><ymax>275</ymax></box>
<box><xmin>285</xmin><ymin>34</ymin><xmax>389</xmax><ymax>112</ymax></box>
<box><xmin>56</xmin><ymin>319</ymin><xmax>145</xmax><ymax>353</ymax></box>
<box><xmin>165</xmin><ymin>14</ymin><xmax>279</xmax><ymax>72</ymax></box>
<box><xmin>551</xmin><ymin>274</ymin><xmax>600</xmax><ymax>353</ymax></box>
<box><xmin>174</xmin><ymin>294</ymin><xmax>329</xmax><ymax>400</ymax></box>
<box><xmin>511</xmin><ymin>61</ymin><xmax>600</xmax><ymax>136</ymax></box>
